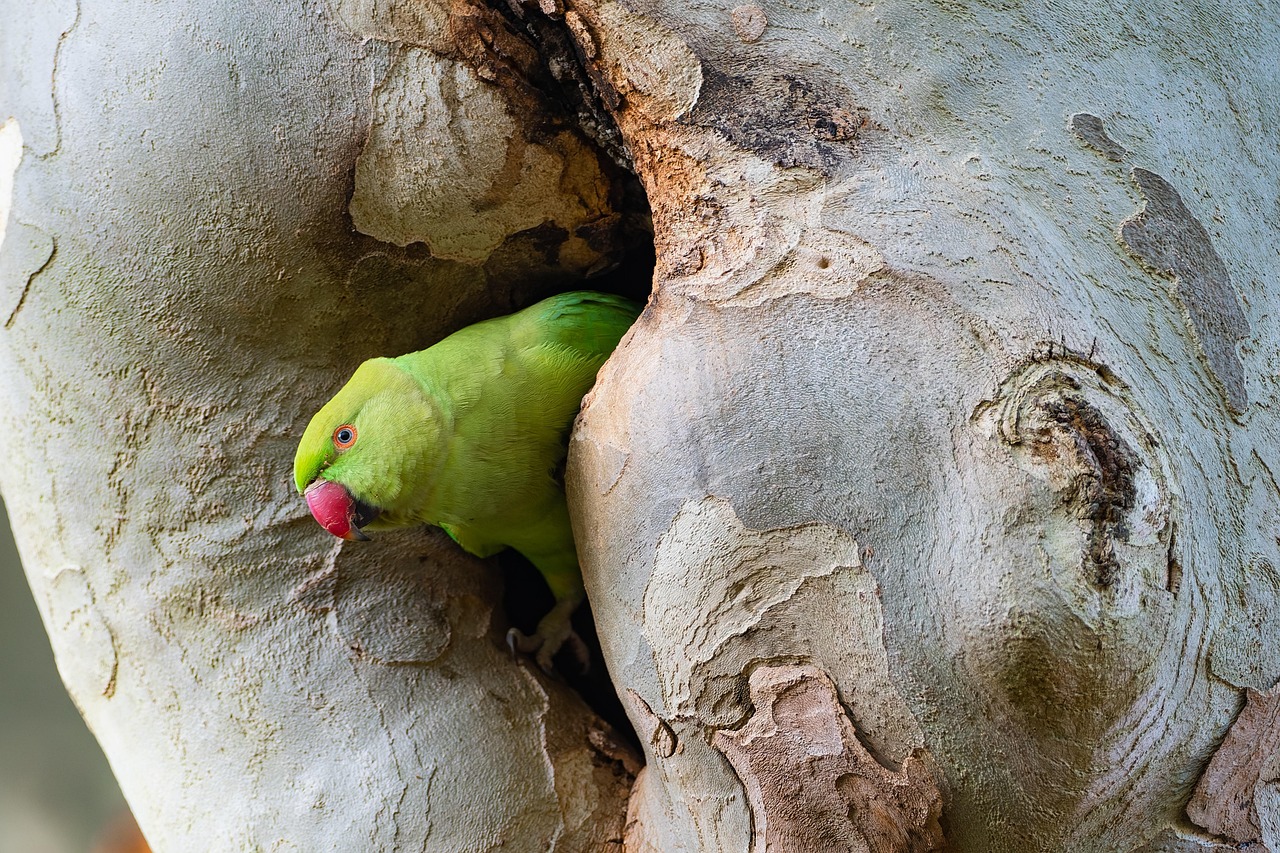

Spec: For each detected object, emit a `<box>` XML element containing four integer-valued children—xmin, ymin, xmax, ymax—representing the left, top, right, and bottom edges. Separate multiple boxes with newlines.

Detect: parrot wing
<box><xmin>505</xmin><ymin>290</ymin><xmax>642</xmax><ymax>482</ymax></box>
<box><xmin>509</xmin><ymin>291</ymin><xmax>642</xmax><ymax>368</ymax></box>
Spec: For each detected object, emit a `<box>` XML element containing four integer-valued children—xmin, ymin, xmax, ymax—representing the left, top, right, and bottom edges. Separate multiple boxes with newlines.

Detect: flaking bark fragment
<box><xmin>1187</xmin><ymin>684</ymin><xmax>1280</xmax><ymax>844</ymax></box>
<box><xmin>712</xmin><ymin>664</ymin><xmax>945</xmax><ymax>853</ymax></box>
<box><xmin>626</xmin><ymin>689</ymin><xmax>677</xmax><ymax>758</ymax></box>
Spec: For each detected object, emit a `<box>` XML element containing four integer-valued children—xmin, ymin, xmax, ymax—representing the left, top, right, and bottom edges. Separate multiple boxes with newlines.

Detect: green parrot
<box><xmin>293</xmin><ymin>291</ymin><xmax>640</xmax><ymax>670</ymax></box>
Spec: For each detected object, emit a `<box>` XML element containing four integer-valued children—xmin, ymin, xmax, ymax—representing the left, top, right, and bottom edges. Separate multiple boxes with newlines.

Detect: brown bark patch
<box><xmin>686</xmin><ymin>67</ymin><xmax>883</xmax><ymax>172</ymax></box>
<box><xmin>1119</xmin><ymin>167</ymin><xmax>1248</xmax><ymax>415</ymax></box>
<box><xmin>730</xmin><ymin>5</ymin><xmax>768</xmax><ymax>42</ymax></box>
<box><xmin>1069</xmin><ymin>113</ymin><xmax>1130</xmax><ymax>162</ymax></box>
<box><xmin>1187</xmin><ymin>684</ymin><xmax>1280</xmax><ymax>844</ymax></box>
<box><xmin>712</xmin><ymin>664</ymin><xmax>945</xmax><ymax>853</ymax></box>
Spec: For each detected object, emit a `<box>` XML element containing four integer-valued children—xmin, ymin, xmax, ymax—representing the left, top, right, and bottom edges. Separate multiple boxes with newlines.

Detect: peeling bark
<box><xmin>1187</xmin><ymin>685</ymin><xmax>1280</xmax><ymax>846</ymax></box>
<box><xmin>712</xmin><ymin>665</ymin><xmax>944</xmax><ymax>853</ymax></box>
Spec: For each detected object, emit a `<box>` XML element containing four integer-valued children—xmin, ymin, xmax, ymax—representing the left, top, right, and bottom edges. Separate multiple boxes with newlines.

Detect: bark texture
<box><xmin>1186</xmin><ymin>685</ymin><xmax>1280</xmax><ymax>847</ymax></box>
<box><xmin>564</xmin><ymin>0</ymin><xmax>1280</xmax><ymax>850</ymax></box>
<box><xmin>711</xmin><ymin>664</ymin><xmax>944</xmax><ymax>853</ymax></box>
<box><xmin>0</xmin><ymin>1</ymin><xmax>635</xmax><ymax>849</ymax></box>
<box><xmin>2</xmin><ymin>0</ymin><xmax>1279</xmax><ymax>851</ymax></box>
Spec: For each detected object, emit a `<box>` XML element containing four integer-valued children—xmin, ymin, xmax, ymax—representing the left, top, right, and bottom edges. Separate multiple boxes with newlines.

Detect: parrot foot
<box><xmin>506</xmin><ymin>601</ymin><xmax>590</xmax><ymax>673</ymax></box>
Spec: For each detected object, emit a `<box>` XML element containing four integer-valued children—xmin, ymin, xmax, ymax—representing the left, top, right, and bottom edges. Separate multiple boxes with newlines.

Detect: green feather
<box><xmin>293</xmin><ymin>291</ymin><xmax>641</xmax><ymax>664</ymax></box>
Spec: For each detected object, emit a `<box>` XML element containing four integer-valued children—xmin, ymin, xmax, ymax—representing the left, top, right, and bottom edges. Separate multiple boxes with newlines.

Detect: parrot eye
<box><xmin>333</xmin><ymin>425</ymin><xmax>357</xmax><ymax>450</ymax></box>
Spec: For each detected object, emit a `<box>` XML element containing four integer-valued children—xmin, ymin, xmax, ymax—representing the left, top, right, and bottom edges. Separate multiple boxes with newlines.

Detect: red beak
<box><xmin>304</xmin><ymin>479</ymin><xmax>372</xmax><ymax>541</ymax></box>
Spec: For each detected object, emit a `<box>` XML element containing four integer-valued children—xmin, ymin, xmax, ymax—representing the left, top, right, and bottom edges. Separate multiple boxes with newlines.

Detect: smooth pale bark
<box><xmin>3</xmin><ymin>0</ymin><xmax>1278</xmax><ymax>851</ymax></box>
<box><xmin>0</xmin><ymin>1</ymin><xmax>633</xmax><ymax>850</ymax></box>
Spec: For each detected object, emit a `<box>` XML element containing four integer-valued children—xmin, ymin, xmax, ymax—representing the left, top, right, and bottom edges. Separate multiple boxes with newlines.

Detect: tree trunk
<box><xmin>2</xmin><ymin>0</ymin><xmax>1276</xmax><ymax>850</ymax></box>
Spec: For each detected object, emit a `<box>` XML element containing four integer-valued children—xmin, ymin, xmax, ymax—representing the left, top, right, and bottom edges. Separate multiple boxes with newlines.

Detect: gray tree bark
<box><xmin>2</xmin><ymin>0</ymin><xmax>1277</xmax><ymax>851</ymax></box>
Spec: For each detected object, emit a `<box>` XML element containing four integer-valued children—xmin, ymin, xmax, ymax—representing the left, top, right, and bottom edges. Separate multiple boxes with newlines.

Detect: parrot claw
<box><xmin>505</xmin><ymin>602</ymin><xmax>590</xmax><ymax>674</ymax></box>
<box><xmin>506</xmin><ymin>627</ymin><xmax>530</xmax><ymax>660</ymax></box>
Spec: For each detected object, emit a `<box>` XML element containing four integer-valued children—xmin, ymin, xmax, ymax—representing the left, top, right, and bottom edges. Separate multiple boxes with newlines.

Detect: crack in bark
<box><xmin>1165</xmin><ymin>525</ymin><xmax>1182</xmax><ymax>597</ymax></box>
<box><xmin>3</xmin><ymin>221</ymin><xmax>56</xmax><ymax>329</ymax></box>
<box><xmin>39</xmin><ymin>0</ymin><xmax>83</xmax><ymax>161</ymax></box>
<box><xmin>483</xmin><ymin>0</ymin><xmax>632</xmax><ymax>169</ymax></box>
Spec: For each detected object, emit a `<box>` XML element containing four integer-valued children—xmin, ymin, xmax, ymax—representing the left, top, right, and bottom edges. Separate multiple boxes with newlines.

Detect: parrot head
<box><xmin>293</xmin><ymin>358</ymin><xmax>446</xmax><ymax>541</ymax></box>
